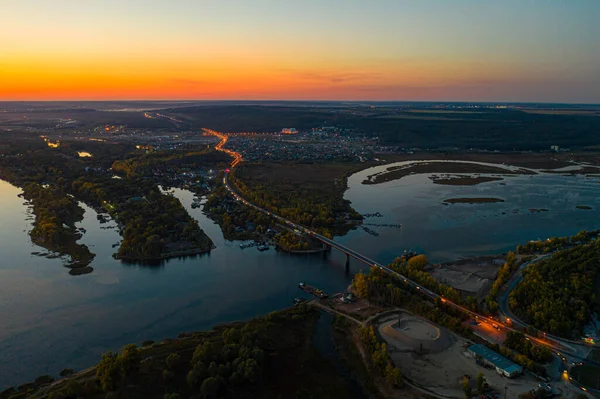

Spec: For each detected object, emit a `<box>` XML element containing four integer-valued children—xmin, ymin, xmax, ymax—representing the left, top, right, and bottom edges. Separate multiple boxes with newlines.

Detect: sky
<box><xmin>1</xmin><ymin>0</ymin><xmax>599</xmax><ymax>102</ymax></box>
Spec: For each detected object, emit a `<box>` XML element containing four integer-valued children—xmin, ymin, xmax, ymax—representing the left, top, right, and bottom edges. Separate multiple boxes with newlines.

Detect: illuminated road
<box><xmin>206</xmin><ymin>128</ymin><xmax>596</xmax><ymax>368</ymax></box>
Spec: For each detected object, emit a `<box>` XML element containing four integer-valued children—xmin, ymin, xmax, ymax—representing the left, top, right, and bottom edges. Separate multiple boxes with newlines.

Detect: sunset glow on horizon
<box><xmin>2</xmin><ymin>0</ymin><xmax>599</xmax><ymax>103</ymax></box>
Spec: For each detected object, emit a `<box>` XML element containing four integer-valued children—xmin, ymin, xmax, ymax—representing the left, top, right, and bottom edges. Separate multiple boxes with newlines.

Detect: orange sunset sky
<box><xmin>1</xmin><ymin>0</ymin><xmax>599</xmax><ymax>102</ymax></box>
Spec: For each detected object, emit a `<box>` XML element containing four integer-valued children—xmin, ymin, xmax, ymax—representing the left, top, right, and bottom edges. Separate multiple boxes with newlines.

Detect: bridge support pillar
<box><xmin>345</xmin><ymin>254</ymin><xmax>350</xmax><ymax>272</ymax></box>
<box><xmin>322</xmin><ymin>242</ymin><xmax>332</xmax><ymax>252</ymax></box>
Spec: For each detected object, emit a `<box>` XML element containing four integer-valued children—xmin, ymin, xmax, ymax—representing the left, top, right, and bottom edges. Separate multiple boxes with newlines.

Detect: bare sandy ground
<box><xmin>377</xmin><ymin>312</ymin><xmax>540</xmax><ymax>398</ymax></box>
<box><xmin>426</xmin><ymin>256</ymin><xmax>505</xmax><ymax>300</ymax></box>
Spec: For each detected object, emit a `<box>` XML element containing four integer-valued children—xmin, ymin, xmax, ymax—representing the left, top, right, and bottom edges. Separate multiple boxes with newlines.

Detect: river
<box><xmin>1</xmin><ymin>161</ymin><xmax>599</xmax><ymax>388</ymax></box>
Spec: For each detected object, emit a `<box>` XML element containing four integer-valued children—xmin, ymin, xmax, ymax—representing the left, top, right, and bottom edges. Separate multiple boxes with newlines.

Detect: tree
<box><xmin>476</xmin><ymin>372</ymin><xmax>485</xmax><ymax>394</ymax></box>
<box><xmin>96</xmin><ymin>352</ymin><xmax>123</xmax><ymax>392</ymax></box>
<box><xmin>461</xmin><ymin>377</ymin><xmax>472</xmax><ymax>398</ymax></box>
<box><xmin>407</xmin><ymin>254</ymin><xmax>428</xmax><ymax>270</ymax></box>
<box><xmin>166</xmin><ymin>353</ymin><xmax>181</xmax><ymax>371</ymax></box>
<box><xmin>354</xmin><ymin>270</ymin><xmax>369</xmax><ymax>297</ymax></box>
<box><xmin>120</xmin><ymin>344</ymin><xmax>141</xmax><ymax>375</ymax></box>
<box><xmin>200</xmin><ymin>377</ymin><xmax>220</xmax><ymax>398</ymax></box>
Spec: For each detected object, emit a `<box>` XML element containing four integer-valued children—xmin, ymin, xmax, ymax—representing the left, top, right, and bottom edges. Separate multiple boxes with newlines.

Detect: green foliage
<box><xmin>226</xmin><ymin>162</ymin><xmax>362</xmax><ymax>239</ymax></box>
<box><xmin>504</xmin><ymin>331</ymin><xmax>553</xmax><ymax>363</ymax></box>
<box><xmin>510</xmin><ymin>241</ymin><xmax>600</xmax><ymax>338</ymax></box>
<box><xmin>115</xmin><ymin>190</ymin><xmax>212</xmax><ymax>259</ymax></box>
<box><xmin>516</xmin><ymin>230</ymin><xmax>599</xmax><ymax>255</ymax></box>
<box><xmin>352</xmin><ymin>266</ymin><xmax>475</xmax><ymax>338</ymax></box>
<box><xmin>353</xmin><ymin>270</ymin><xmax>369</xmax><ymax>297</ymax></box>
<box><xmin>59</xmin><ymin>368</ymin><xmax>74</xmax><ymax>377</ymax></box>
<box><xmin>485</xmin><ymin>251</ymin><xmax>518</xmax><ymax>314</ymax></box>
<box><xmin>96</xmin><ymin>352</ymin><xmax>123</xmax><ymax>392</ymax></box>
<box><xmin>390</xmin><ymin>255</ymin><xmax>464</xmax><ymax>305</ymax></box>
<box><xmin>96</xmin><ymin>344</ymin><xmax>142</xmax><ymax>392</ymax></box>
<box><xmin>64</xmin><ymin>380</ymin><xmax>83</xmax><ymax>397</ymax></box>
<box><xmin>358</xmin><ymin>326</ymin><xmax>404</xmax><ymax>388</ymax></box>
<box><xmin>120</xmin><ymin>344</ymin><xmax>141</xmax><ymax>374</ymax></box>
<box><xmin>21</xmin><ymin>183</ymin><xmax>93</xmax><ymax>264</ymax></box>
<box><xmin>476</xmin><ymin>372</ymin><xmax>485</xmax><ymax>394</ymax></box>
<box><xmin>165</xmin><ymin>353</ymin><xmax>181</xmax><ymax>371</ymax></box>
<box><xmin>200</xmin><ymin>377</ymin><xmax>220</xmax><ymax>399</ymax></box>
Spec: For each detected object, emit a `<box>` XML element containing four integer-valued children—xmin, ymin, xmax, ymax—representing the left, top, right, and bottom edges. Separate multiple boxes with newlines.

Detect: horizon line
<box><xmin>1</xmin><ymin>99</ymin><xmax>599</xmax><ymax>106</ymax></box>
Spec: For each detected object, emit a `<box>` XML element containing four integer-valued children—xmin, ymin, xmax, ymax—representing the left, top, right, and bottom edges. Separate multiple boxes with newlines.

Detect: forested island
<box><xmin>22</xmin><ymin>182</ymin><xmax>95</xmax><ymax>274</ymax></box>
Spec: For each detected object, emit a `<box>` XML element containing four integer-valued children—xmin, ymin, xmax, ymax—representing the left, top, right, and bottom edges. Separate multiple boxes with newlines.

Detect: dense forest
<box><xmin>112</xmin><ymin>149</ymin><xmax>230</xmax><ymax>178</ymax></box>
<box><xmin>516</xmin><ymin>230</ymin><xmax>600</xmax><ymax>255</ymax></box>
<box><xmin>3</xmin><ymin>307</ymin><xmax>362</xmax><ymax>399</ymax></box>
<box><xmin>509</xmin><ymin>240</ymin><xmax>600</xmax><ymax>338</ymax></box>
<box><xmin>485</xmin><ymin>251</ymin><xmax>518</xmax><ymax>314</ymax></box>
<box><xmin>0</xmin><ymin>138</ymin><xmax>214</xmax><ymax>263</ymax></box>
<box><xmin>229</xmin><ymin>162</ymin><xmax>363</xmax><ymax>237</ymax></box>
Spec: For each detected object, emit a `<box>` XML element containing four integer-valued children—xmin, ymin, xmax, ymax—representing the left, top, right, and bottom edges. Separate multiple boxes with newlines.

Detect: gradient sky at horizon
<box><xmin>1</xmin><ymin>0</ymin><xmax>599</xmax><ymax>102</ymax></box>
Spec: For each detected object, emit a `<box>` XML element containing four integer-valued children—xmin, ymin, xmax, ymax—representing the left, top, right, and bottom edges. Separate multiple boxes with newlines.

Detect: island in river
<box><xmin>0</xmin><ymin>138</ymin><xmax>216</xmax><ymax>268</ymax></box>
<box><xmin>443</xmin><ymin>197</ymin><xmax>505</xmax><ymax>204</ymax></box>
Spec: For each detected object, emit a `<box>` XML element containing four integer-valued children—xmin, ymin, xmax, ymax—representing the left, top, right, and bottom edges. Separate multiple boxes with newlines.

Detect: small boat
<box><xmin>257</xmin><ymin>244</ymin><xmax>270</xmax><ymax>251</ymax></box>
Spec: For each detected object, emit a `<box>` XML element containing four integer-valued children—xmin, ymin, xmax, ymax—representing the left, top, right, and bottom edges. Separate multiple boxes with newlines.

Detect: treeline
<box><xmin>22</xmin><ymin>182</ymin><xmax>94</xmax><ymax>267</ymax></box>
<box><xmin>510</xmin><ymin>240</ymin><xmax>600</xmax><ymax>338</ymax></box>
<box><xmin>358</xmin><ymin>325</ymin><xmax>403</xmax><ymax>388</ymax></box>
<box><xmin>484</xmin><ymin>251</ymin><xmax>518</xmax><ymax>313</ymax></box>
<box><xmin>112</xmin><ymin>148</ymin><xmax>230</xmax><ymax>178</ymax></box>
<box><xmin>516</xmin><ymin>230</ymin><xmax>599</xmax><ymax>255</ymax></box>
<box><xmin>6</xmin><ymin>306</ymin><xmax>358</xmax><ymax>399</ymax></box>
<box><xmin>353</xmin><ymin>267</ymin><xmax>475</xmax><ymax>338</ymax></box>
<box><xmin>276</xmin><ymin>231</ymin><xmax>310</xmax><ymax>251</ymax></box>
<box><xmin>504</xmin><ymin>331</ymin><xmax>553</xmax><ymax>364</ymax></box>
<box><xmin>485</xmin><ymin>342</ymin><xmax>547</xmax><ymax>376</ymax></box>
<box><xmin>389</xmin><ymin>255</ymin><xmax>478</xmax><ymax>310</ymax></box>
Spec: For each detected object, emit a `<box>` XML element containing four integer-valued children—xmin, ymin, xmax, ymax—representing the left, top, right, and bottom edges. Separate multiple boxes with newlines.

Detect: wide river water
<box><xmin>1</xmin><ymin>161</ymin><xmax>599</xmax><ymax>387</ymax></box>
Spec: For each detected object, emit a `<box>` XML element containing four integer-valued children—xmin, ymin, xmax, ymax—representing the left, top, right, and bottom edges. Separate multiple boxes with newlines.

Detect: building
<box><xmin>467</xmin><ymin>344</ymin><xmax>523</xmax><ymax>378</ymax></box>
<box><xmin>551</xmin><ymin>145</ymin><xmax>560</xmax><ymax>152</ymax></box>
<box><xmin>281</xmin><ymin>128</ymin><xmax>298</xmax><ymax>134</ymax></box>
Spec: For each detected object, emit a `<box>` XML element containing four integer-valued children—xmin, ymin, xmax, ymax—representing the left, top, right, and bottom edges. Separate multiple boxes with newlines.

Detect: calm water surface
<box><xmin>1</xmin><ymin>162</ymin><xmax>599</xmax><ymax>387</ymax></box>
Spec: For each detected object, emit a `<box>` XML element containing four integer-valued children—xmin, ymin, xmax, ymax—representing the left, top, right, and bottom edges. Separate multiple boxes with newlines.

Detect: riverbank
<box><xmin>113</xmin><ymin>245</ymin><xmax>214</xmax><ymax>262</ymax></box>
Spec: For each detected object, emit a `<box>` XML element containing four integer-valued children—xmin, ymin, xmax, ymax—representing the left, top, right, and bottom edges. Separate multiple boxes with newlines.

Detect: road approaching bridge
<box><xmin>205</xmin><ymin>128</ymin><xmax>594</xmax><ymax>365</ymax></box>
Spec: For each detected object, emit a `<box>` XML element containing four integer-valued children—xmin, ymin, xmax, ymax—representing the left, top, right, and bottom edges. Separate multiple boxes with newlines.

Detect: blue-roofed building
<box><xmin>467</xmin><ymin>344</ymin><xmax>523</xmax><ymax>378</ymax></box>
